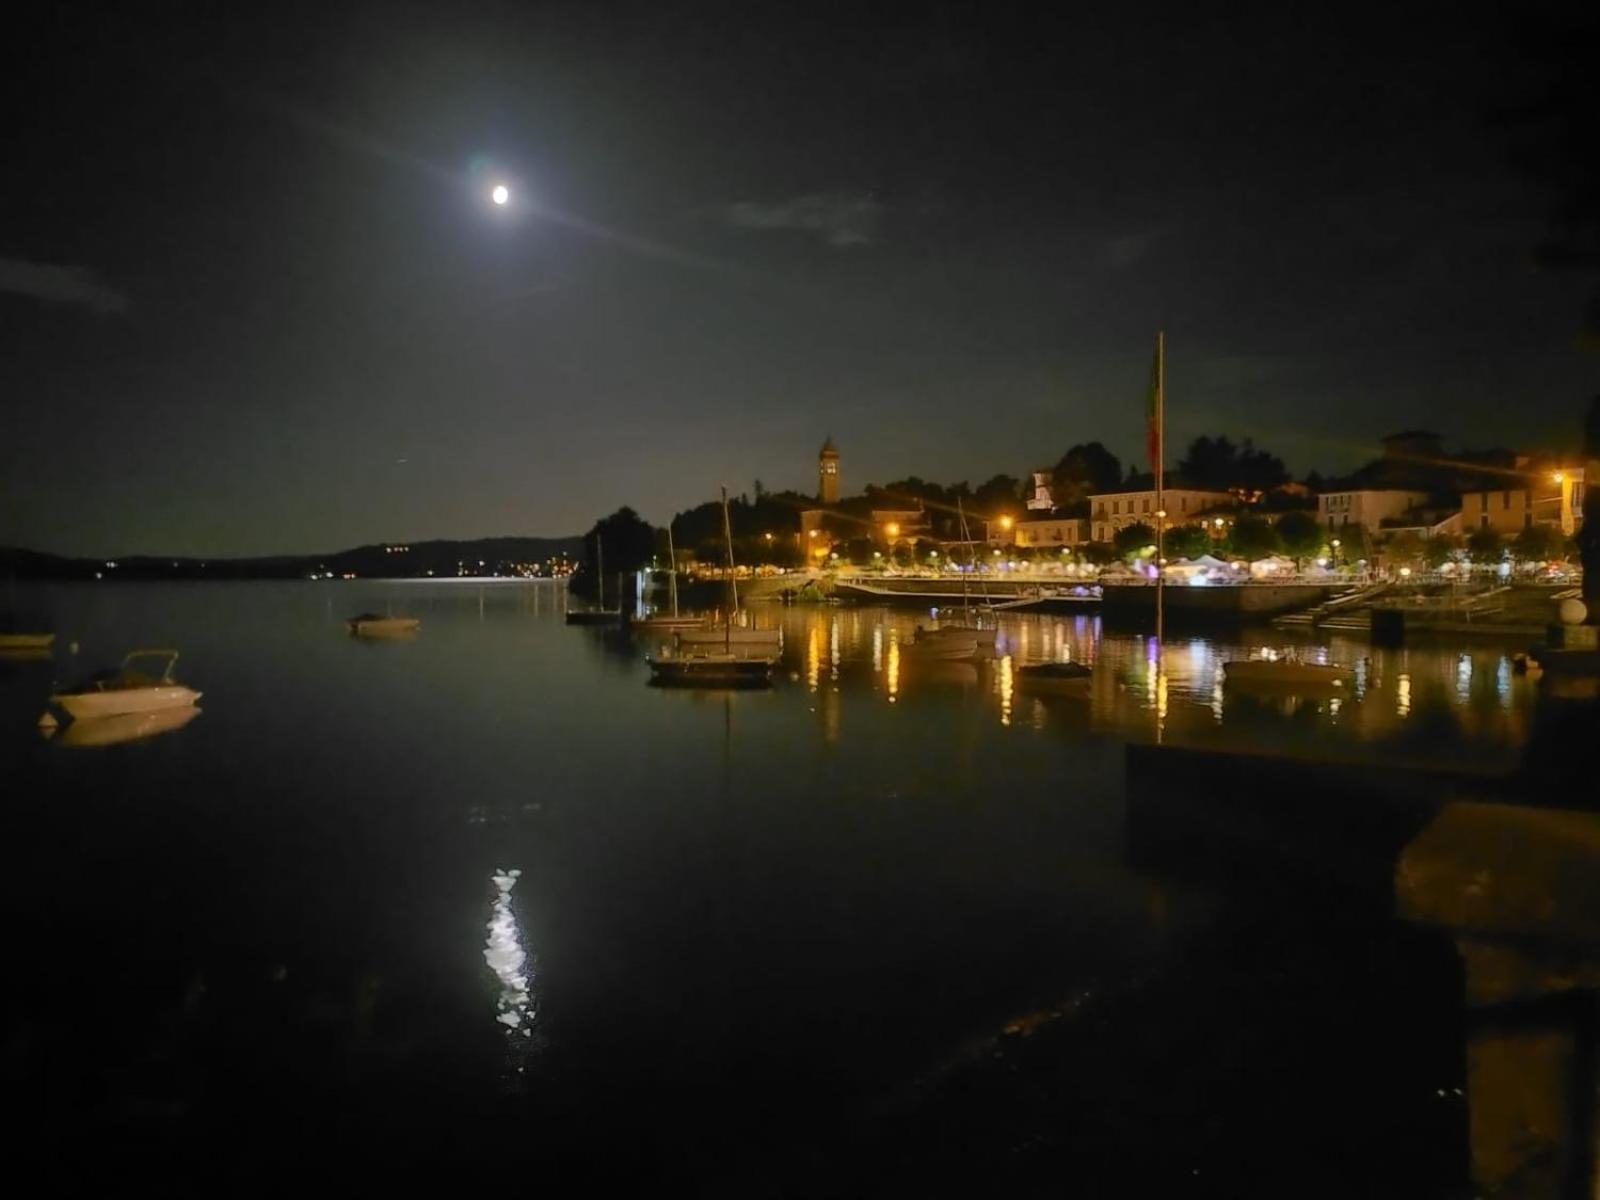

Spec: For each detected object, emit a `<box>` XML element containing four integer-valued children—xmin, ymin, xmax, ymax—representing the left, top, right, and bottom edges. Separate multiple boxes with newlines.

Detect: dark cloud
<box><xmin>0</xmin><ymin>258</ymin><xmax>128</xmax><ymax>314</ymax></box>
<box><xmin>723</xmin><ymin>192</ymin><xmax>884</xmax><ymax>248</ymax></box>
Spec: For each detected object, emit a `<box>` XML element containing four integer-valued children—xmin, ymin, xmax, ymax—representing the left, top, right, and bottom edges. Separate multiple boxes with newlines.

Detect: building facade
<box><xmin>818</xmin><ymin>436</ymin><xmax>840</xmax><ymax>504</ymax></box>
<box><xmin>1316</xmin><ymin>489</ymin><xmax>1431</xmax><ymax>533</ymax></box>
<box><xmin>1089</xmin><ymin>488</ymin><xmax>1234</xmax><ymax>543</ymax></box>
<box><xmin>1460</xmin><ymin>468</ymin><xmax>1585</xmax><ymax>536</ymax></box>
<box><xmin>1014</xmin><ymin>517</ymin><xmax>1090</xmax><ymax>549</ymax></box>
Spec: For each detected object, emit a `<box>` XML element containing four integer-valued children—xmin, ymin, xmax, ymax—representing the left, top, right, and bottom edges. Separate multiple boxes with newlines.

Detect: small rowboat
<box><xmin>1015</xmin><ymin>662</ymin><xmax>1093</xmax><ymax>693</ymax></box>
<box><xmin>51</xmin><ymin>649</ymin><xmax>202</xmax><ymax>721</ymax></box>
<box><xmin>346</xmin><ymin>613</ymin><xmax>421</xmax><ymax>637</ymax></box>
<box><xmin>1224</xmin><ymin>658</ymin><xmax>1350</xmax><ymax>689</ymax></box>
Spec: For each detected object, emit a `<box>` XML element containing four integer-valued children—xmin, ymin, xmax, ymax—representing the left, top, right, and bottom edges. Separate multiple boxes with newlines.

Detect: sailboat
<box><xmin>910</xmin><ymin>498</ymin><xmax>997</xmax><ymax>658</ymax></box>
<box><xmin>648</xmin><ymin>488</ymin><xmax>778</xmax><ymax>686</ymax></box>
<box><xmin>631</xmin><ymin>521</ymin><xmax>704</xmax><ymax>632</ymax></box>
<box><xmin>565</xmin><ymin>533</ymin><xmax>622</xmax><ymax>625</ymax></box>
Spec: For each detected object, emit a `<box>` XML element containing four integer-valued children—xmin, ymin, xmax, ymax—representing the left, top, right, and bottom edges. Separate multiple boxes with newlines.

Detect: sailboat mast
<box><xmin>1155</xmin><ymin>330</ymin><xmax>1166</xmax><ymax>646</ymax></box>
<box><xmin>597</xmin><ymin>535</ymin><xmax>605</xmax><ymax>610</ymax></box>
<box><xmin>957</xmin><ymin>497</ymin><xmax>972</xmax><ymax>624</ymax></box>
<box><xmin>721</xmin><ymin>486</ymin><xmax>738</xmax><ymax>652</ymax></box>
<box><xmin>667</xmin><ymin>523</ymin><xmax>679</xmax><ymax>617</ymax></box>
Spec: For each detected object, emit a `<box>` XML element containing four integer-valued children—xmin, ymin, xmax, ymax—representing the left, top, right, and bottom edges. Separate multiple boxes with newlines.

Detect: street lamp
<box><xmin>999</xmin><ymin>515</ymin><xmax>1013</xmax><ymax>531</ymax></box>
<box><xmin>491</xmin><ymin>184</ymin><xmax>510</xmax><ymax>206</ymax></box>
<box><xmin>885</xmin><ymin>522</ymin><xmax>900</xmax><ymax>539</ymax></box>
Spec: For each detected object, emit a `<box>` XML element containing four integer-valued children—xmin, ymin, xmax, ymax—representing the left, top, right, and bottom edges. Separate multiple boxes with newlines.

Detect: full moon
<box><xmin>491</xmin><ymin>184</ymin><xmax>510</xmax><ymax>206</ymax></box>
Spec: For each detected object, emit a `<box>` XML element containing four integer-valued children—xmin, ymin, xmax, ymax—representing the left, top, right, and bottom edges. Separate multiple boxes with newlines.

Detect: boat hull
<box><xmin>347</xmin><ymin>617</ymin><xmax>421</xmax><ymax>637</ymax></box>
<box><xmin>54</xmin><ymin>686</ymin><xmax>202</xmax><ymax>720</ymax></box>
<box><xmin>55</xmin><ymin>705</ymin><xmax>201</xmax><ymax>747</ymax></box>
<box><xmin>1016</xmin><ymin>664</ymin><xmax>1092</xmax><ymax>694</ymax></box>
<box><xmin>1223</xmin><ymin>661</ymin><xmax>1350</xmax><ymax>689</ymax></box>
<box><xmin>0</xmin><ymin>633</ymin><xmax>54</xmax><ymax>650</ymax></box>
<box><xmin>648</xmin><ymin>656</ymin><xmax>775</xmax><ymax>687</ymax></box>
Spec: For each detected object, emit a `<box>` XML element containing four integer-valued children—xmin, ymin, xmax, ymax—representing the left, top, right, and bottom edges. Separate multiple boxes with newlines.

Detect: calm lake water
<box><xmin>0</xmin><ymin>581</ymin><xmax>1584</xmax><ymax>1192</ymax></box>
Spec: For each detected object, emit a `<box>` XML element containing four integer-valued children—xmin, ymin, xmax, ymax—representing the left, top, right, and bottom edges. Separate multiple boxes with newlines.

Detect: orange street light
<box><xmin>999</xmin><ymin>515</ymin><xmax>1014</xmax><ymax>530</ymax></box>
<box><xmin>885</xmin><ymin>522</ymin><xmax>900</xmax><ymax>538</ymax></box>
<box><xmin>807</xmin><ymin>529</ymin><xmax>818</xmax><ymax>538</ymax></box>
<box><xmin>1553</xmin><ymin>471</ymin><xmax>1566</xmax><ymax>484</ymax></box>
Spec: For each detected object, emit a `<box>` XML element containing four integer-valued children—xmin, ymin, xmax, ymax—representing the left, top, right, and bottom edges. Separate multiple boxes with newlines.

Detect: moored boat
<box><xmin>1223</xmin><ymin>658</ymin><xmax>1350</xmax><ymax>689</ymax></box>
<box><xmin>50</xmin><ymin>649</ymin><xmax>202</xmax><ymax>720</ymax></box>
<box><xmin>647</xmin><ymin>651</ymin><xmax>775</xmax><ymax>687</ymax></box>
<box><xmin>53</xmin><ymin>705</ymin><xmax>201</xmax><ymax>748</ymax></box>
<box><xmin>1015</xmin><ymin>661</ymin><xmax>1093</xmax><ymax>693</ymax></box>
<box><xmin>648</xmin><ymin>487</ymin><xmax>778</xmax><ymax>688</ymax></box>
<box><xmin>346</xmin><ymin>613</ymin><xmax>421</xmax><ymax>637</ymax></box>
<box><xmin>676</xmin><ymin>626</ymin><xmax>783</xmax><ymax>648</ymax></box>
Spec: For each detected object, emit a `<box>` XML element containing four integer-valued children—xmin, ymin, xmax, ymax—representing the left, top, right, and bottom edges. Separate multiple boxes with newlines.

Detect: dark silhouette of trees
<box><xmin>1467</xmin><ymin>527</ymin><xmax>1505</xmax><ymax>565</ymax></box>
<box><xmin>1227</xmin><ymin>516</ymin><xmax>1283</xmax><ymax>561</ymax></box>
<box><xmin>1177</xmin><ymin>436</ymin><xmax>1289</xmax><ymax>492</ymax></box>
<box><xmin>1112</xmin><ymin>522</ymin><xmax>1156</xmax><ymax>558</ymax></box>
<box><xmin>1163</xmin><ymin>525</ymin><xmax>1211</xmax><ymax>560</ymax></box>
<box><xmin>1052</xmin><ymin>443</ymin><xmax>1123</xmax><ymax>507</ymax></box>
<box><xmin>1274</xmin><ymin>511</ymin><xmax>1324</xmax><ymax>564</ymax></box>
<box><xmin>578</xmin><ymin>507</ymin><xmax>657</xmax><ymax>600</ymax></box>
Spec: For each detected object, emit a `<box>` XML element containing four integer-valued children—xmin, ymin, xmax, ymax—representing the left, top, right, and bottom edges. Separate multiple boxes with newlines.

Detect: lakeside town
<box><xmin>558</xmin><ymin>423</ymin><xmax>1593</xmax><ymax>642</ymax></box>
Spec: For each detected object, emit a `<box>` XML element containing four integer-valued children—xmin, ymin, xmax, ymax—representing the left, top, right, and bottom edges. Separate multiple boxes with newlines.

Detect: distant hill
<box><xmin>0</xmin><ymin>536</ymin><xmax>584</xmax><ymax>581</ymax></box>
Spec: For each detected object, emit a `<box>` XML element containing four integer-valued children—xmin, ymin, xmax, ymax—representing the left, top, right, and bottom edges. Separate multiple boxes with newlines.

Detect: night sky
<box><xmin>4</xmin><ymin>2</ymin><xmax>1596</xmax><ymax>556</ymax></box>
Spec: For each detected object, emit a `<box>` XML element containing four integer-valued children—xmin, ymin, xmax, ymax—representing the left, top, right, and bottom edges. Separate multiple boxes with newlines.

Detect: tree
<box><xmin>913</xmin><ymin>538</ymin><xmax>940</xmax><ymax>568</ymax></box>
<box><xmin>1385</xmin><ymin>531</ymin><xmax>1426</xmax><ymax>570</ymax></box>
<box><xmin>1177</xmin><ymin>434</ymin><xmax>1288</xmax><ymax>492</ymax></box>
<box><xmin>1274</xmin><ymin>511</ymin><xmax>1324</xmax><ymax>564</ymax></box>
<box><xmin>579</xmin><ymin>507</ymin><xmax>657</xmax><ymax>600</ymax></box>
<box><xmin>1051</xmin><ymin>442</ymin><xmax>1123</xmax><ymax>505</ymax></box>
<box><xmin>1082</xmin><ymin>541</ymin><xmax>1117</xmax><ymax>566</ymax></box>
<box><xmin>972</xmin><ymin>474</ymin><xmax>1024</xmax><ymax>517</ymax></box>
<box><xmin>1468</xmin><ymin>526</ymin><xmax>1506</xmax><ymax>565</ymax></box>
<box><xmin>843</xmin><ymin>537</ymin><xmax>876</xmax><ymax>567</ymax></box>
<box><xmin>1512</xmin><ymin>523</ymin><xmax>1564</xmax><ymax>564</ymax></box>
<box><xmin>1236</xmin><ymin>438</ymin><xmax>1291</xmax><ymax>493</ymax></box>
<box><xmin>1164</xmin><ymin>524</ymin><xmax>1211</xmax><ymax>560</ymax></box>
<box><xmin>1227</xmin><ymin>516</ymin><xmax>1283</xmax><ymax>561</ymax></box>
<box><xmin>1423</xmin><ymin>534</ymin><xmax>1463</xmax><ymax>569</ymax></box>
<box><xmin>1113</xmin><ymin>522</ymin><xmax>1157</xmax><ymax>560</ymax></box>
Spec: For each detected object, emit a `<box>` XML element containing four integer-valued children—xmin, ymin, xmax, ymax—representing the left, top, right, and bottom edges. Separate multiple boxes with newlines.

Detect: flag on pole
<box><xmin>1146</xmin><ymin>334</ymin><xmax>1163</xmax><ymax>469</ymax></box>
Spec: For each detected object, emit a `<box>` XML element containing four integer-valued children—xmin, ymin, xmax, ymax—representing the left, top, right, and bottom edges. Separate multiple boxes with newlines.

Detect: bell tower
<box><xmin>818</xmin><ymin>436</ymin><xmax>840</xmax><ymax>504</ymax></box>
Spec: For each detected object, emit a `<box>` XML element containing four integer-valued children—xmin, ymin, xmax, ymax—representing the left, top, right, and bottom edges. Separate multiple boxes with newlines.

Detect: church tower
<box><xmin>818</xmin><ymin>436</ymin><xmax>840</xmax><ymax>503</ymax></box>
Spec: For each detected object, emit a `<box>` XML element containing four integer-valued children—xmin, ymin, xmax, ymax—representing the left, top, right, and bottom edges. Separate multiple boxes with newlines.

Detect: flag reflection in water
<box><xmin>485</xmin><ymin>868</ymin><xmax>539</xmax><ymax>1075</ymax></box>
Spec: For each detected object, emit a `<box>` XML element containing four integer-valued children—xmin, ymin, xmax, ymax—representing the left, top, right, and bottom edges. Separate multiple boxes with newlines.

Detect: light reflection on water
<box><xmin>746</xmin><ymin>606</ymin><xmax>1539</xmax><ymax>771</ymax></box>
<box><xmin>0</xmin><ymin>580</ymin><xmax>1567</xmax><ymax>1183</ymax></box>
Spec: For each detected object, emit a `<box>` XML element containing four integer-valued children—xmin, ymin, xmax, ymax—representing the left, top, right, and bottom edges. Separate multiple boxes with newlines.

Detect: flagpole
<box><xmin>1155</xmin><ymin>330</ymin><xmax>1165</xmax><ymax>647</ymax></box>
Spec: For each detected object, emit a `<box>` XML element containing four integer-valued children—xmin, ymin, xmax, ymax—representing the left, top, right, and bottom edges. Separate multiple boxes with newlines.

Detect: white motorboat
<box><xmin>1224</xmin><ymin>658</ymin><xmax>1350</xmax><ymax>689</ymax></box>
<box><xmin>346</xmin><ymin>613</ymin><xmax>421</xmax><ymax>637</ymax></box>
<box><xmin>908</xmin><ymin>621</ymin><xmax>998</xmax><ymax>660</ymax></box>
<box><xmin>53</xmin><ymin>705</ymin><xmax>201</xmax><ymax>748</ymax></box>
<box><xmin>51</xmin><ymin>649</ymin><xmax>202</xmax><ymax>720</ymax></box>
